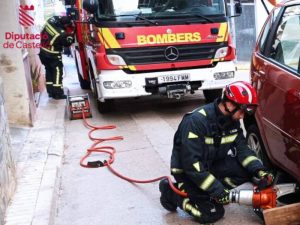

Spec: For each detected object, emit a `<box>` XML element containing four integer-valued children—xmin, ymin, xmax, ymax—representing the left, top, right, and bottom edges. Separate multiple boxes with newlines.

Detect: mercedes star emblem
<box><xmin>164</xmin><ymin>46</ymin><xmax>179</xmax><ymax>61</ymax></box>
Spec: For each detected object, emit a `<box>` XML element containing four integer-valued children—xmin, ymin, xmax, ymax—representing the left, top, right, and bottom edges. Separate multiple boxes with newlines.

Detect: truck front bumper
<box><xmin>96</xmin><ymin>61</ymin><xmax>237</xmax><ymax>101</ymax></box>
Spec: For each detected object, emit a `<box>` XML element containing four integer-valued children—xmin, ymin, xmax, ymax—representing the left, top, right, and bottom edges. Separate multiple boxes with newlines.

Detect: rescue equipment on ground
<box><xmin>67</xmin><ymin>94</ymin><xmax>92</xmax><ymax>120</ymax></box>
<box><xmin>77</xmin><ymin>109</ymin><xmax>297</xmax><ymax>212</ymax></box>
<box><xmin>229</xmin><ymin>184</ymin><xmax>297</xmax><ymax>210</ymax></box>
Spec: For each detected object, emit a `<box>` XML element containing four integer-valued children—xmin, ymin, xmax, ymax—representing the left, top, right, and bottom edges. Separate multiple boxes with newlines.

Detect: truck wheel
<box><xmin>97</xmin><ymin>99</ymin><xmax>114</xmax><ymax>114</ymax></box>
<box><xmin>75</xmin><ymin>56</ymin><xmax>90</xmax><ymax>90</ymax></box>
<box><xmin>203</xmin><ymin>89</ymin><xmax>222</xmax><ymax>102</ymax></box>
<box><xmin>246</xmin><ymin>124</ymin><xmax>272</xmax><ymax>169</ymax></box>
<box><xmin>91</xmin><ymin>78</ymin><xmax>98</xmax><ymax>98</ymax></box>
<box><xmin>88</xmin><ymin>63</ymin><xmax>98</xmax><ymax>98</ymax></box>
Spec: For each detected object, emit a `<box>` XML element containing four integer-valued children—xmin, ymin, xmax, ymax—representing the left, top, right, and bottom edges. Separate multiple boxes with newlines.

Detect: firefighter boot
<box><xmin>159</xmin><ymin>178</ymin><xmax>178</xmax><ymax>211</ymax></box>
<box><xmin>46</xmin><ymin>84</ymin><xmax>54</xmax><ymax>98</ymax></box>
<box><xmin>52</xmin><ymin>88</ymin><xmax>67</xmax><ymax>100</ymax></box>
<box><xmin>53</xmin><ymin>93</ymin><xmax>67</xmax><ymax>100</ymax></box>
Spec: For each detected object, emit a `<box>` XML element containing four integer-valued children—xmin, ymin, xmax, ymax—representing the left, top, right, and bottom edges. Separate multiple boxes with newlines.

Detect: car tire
<box><xmin>247</xmin><ymin>126</ymin><xmax>300</xmax><ymax>206</ymax></box>
<box><xmin>246</xmin><ymin>124</ymin><xmax>273</xmax><ymax>169</ymax></box>
<box><xmin>203</xmin><ymin>89</ymin><xmax>223</xmax><ymax>103</ymax></box>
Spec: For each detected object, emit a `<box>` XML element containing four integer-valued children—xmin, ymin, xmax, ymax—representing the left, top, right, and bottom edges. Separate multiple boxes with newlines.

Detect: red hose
<box><xmin>79</xmin><ymin>109</ymin><xmax>187</xmax><ymax>197</ymax></box>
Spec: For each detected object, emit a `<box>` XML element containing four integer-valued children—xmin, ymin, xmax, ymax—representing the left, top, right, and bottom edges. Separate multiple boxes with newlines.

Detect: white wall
<box><xmin>0</xmin><ymin>77</ymin><xmax>17</xmax><ymax>225</ymax></box>
<box><xmin>0</xmin><ymin>0</ymin><xmax>34</xmax><ymax>126</ymax></box>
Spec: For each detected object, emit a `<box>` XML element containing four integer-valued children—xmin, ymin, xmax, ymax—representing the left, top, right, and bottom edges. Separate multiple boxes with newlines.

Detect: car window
<box><xmin>270</xmin><ymin>5</ymin><xmax>300</xmax><ymax>73</ymax></box>
<box><xmin>259</xmin><ymin>18</ymin><xmax>271</xmax><ymax>53</ymax></box>
<box><xmin>258</xmin><ymin>8</ymin><xmax>280</xmax><ymax>54</ymax></box>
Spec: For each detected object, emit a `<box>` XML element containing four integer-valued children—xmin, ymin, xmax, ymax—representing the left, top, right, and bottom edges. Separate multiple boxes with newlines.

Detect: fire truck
<box><xmin>66</xmin><ymin>0</ymin><xmax>242</xmax><ymax>113</ymax></box>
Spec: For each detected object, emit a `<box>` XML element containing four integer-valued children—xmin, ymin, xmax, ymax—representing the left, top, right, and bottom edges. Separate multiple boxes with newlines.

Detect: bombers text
<box><xmin>137</xmin><ymin>32</ymin><xmax>201</xmax><ymax>45</ymax></box>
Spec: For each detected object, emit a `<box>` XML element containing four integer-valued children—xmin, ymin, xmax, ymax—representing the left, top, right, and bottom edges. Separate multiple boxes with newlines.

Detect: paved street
<box><xmin>54</xmin><ymin>57</ymin><xmax>262</xmax><ymax>225</ymax></box>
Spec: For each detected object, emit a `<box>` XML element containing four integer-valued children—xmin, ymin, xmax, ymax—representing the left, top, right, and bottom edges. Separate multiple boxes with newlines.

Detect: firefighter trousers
<box><xmin>176</xmin><ymin>182</ymin><xmax>225</xmax><ymax>224</ymax></box>
<box><xmin>39</xmin><ymin>53</ymin><xmax>64</xmax><ymax>96</ymax></box>
<box><xmin>174</xmin><ymin>155</ymin><xmax>251</xmax><ymax>223</ymax></box>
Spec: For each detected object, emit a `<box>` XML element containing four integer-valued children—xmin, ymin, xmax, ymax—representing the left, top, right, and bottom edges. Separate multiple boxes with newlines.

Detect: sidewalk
<box><xmin>5</xmin><ymin>93</ymin><xmax>66</xmax><ymax>225</ymax></box>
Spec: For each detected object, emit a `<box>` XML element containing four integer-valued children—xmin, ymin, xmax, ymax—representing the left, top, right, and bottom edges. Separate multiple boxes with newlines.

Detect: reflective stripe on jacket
<box><xmin>40</xmin><ymin>16</ymin><xmax>74</xmax><ymax>56</ymax></box>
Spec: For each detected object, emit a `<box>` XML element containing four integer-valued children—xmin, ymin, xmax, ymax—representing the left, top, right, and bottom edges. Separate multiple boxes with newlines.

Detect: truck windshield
<box><xmin>96</xmin><ymin>0</ymin><xmax>226</xmax><ymax>21</ymax></box>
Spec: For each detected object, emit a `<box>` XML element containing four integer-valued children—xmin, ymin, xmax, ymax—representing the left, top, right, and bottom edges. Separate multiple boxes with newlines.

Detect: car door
<box><xmin>255</xmin><ymin>4</ymin><xmax>300</xmax><ymax>180</ymax></box>
<box><xmin>251</xmin><ymin>6</ymin><xmax>280</xmax><ymax>156</ymax></box>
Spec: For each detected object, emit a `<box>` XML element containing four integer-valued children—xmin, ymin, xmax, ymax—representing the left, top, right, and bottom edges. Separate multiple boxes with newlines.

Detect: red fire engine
<box><xmin>65</xmin><ymin>0</ymin><xmax>242</xmax><ymax>112</ymax></box>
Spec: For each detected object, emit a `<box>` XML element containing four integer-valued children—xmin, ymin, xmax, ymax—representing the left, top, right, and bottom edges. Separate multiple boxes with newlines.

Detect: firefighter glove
<box><xmin>215</xmin><ymin>189</ymin><xmax>230</xmax><ymax>205</ymax></box>
<box><xmin>255</xmin><ymin>170</ymin><xmax>274</xmax><ymax>189</ymax></box>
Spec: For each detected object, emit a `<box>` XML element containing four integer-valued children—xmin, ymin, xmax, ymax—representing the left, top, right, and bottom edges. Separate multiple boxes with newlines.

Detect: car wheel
<box><xmin>203</xmin><ymin>89</ymin><xmax>223</xmax><ymax>103</ymax></box>
<box><xmin>247</xmin><ymin>126</ymin><xmax>300</xmax><ymax>206</ymax></box>
<box><xmin>246</xmin><ymin>124</ymin><xmax>272</xmax><ymax>169</ymax></box>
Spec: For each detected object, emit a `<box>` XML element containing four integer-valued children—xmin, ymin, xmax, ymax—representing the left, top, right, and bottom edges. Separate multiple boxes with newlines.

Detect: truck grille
<box><xmin>106</xmin><ymin>42</ymin><xmax>227</xmax><ymax>65</ymax></box>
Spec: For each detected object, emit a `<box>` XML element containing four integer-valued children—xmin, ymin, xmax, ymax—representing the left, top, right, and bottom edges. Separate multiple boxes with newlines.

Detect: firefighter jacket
<box><xmin>40</xmin><ymin>16</ymin><xmax>74</xmax><ymax>57</ymax></box>
<box><xmin>170</xmin><ymin>99</ymin><xmax>265</xmax><ymax>198</ymax></box>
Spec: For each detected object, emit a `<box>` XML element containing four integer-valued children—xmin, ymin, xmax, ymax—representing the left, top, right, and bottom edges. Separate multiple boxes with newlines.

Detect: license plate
<box><xmin>158</xmin><ymin>73</ymin><xmax>190</xmax><ymax>84</ymax></box>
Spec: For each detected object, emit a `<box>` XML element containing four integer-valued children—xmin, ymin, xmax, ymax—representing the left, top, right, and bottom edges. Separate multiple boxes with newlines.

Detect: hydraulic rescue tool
<box><xmin>229</xmin><ymin>183</ymin><xmax>297</xmax><ymax>210</ymax></box>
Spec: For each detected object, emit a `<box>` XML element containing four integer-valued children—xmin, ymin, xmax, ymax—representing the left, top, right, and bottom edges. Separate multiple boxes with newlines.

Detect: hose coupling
<box><xmin>87</xmin><ymin>160</ymin><xmax>105</xmax><ymax>168</ymax></box>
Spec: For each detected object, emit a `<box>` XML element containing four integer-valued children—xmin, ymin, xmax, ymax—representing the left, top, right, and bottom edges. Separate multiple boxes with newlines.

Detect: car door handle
<box><xmin>258</xmin><ymin>70</ymin><xmax>266</xmax><ymax>75</ymax></box>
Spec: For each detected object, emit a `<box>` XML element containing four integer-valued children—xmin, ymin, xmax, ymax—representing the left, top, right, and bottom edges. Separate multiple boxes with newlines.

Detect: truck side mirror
<box><xmin>83</xmin><ymin>0</ymin><xmax>99</xmax><ymax>14</ymax></box>
<box><xmin>65</xmin><ymin>0</ymin><xmax>76</xmax><ymax>5</ymax></box>
<box><xmin>68</xmin><ymin>8</ymin><xmax>79</xmax><ymax>20</ymax></box>
<box><xmin>234</xmin><ymin>0</ymin><xmax>242</xmax><ymax>15</ymax></box>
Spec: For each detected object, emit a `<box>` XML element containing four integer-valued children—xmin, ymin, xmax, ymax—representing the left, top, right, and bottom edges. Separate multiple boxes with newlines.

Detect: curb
<box><xmin>5</xmin><ymin>93</ymin><xmax>65</xmax><ymax>225</ymax></box>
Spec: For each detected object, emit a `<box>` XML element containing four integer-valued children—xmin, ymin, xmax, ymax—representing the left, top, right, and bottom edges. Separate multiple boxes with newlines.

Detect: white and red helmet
<box><xmin>223</xmin><ymin>81</ymin><xmax>258</xmax><ymax>114</ymax></box>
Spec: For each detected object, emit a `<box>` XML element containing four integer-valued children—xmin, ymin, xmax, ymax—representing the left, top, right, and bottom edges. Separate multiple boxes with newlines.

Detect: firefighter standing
<box><xmin>159</xmin><ymin>81</ymin><xmax>274</xmax><ymax>224</ymax></box>
<box><xmin>39</xmin><ymin>16</ymin><xmax>75</xmax><ymax>99</ymax></box>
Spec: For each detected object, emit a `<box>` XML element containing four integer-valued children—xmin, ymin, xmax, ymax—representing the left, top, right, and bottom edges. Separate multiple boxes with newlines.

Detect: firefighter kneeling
<box><xmin>159</xmin><ymin>81</ymin><xmax>274</xmax><ymax>224</ymax></box>
<box><xmin>39</xmin><ymin>16</ymin><xmax>75</xmax><ymax>99</ymax></box>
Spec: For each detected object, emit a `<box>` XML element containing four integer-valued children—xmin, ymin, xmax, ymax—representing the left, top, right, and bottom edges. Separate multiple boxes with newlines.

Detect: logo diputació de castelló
<box><xmin>19</xmin><ymin>4</ymin><xmax>35</xmax><ymax>27</ymax></box>
<box><xmin>2</xmin><ymin>4</ymin><xmax>46</xmax><ymax>49</ymax></box>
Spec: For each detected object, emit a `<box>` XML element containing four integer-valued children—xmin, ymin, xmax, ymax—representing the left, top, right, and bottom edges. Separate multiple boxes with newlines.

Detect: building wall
<box><xmin>0</xmin><ymin>0</ymin><xmax>35</xmax><ymax>126</ymax></box>
<box><xmin>255</xmin><ymin>0</ymin><xmax>274</xmax><ymax>38</ymax></box>
<box><xmin>0</xmin><ymin>77</ymin><xmax>17</xmax><ymax>225</ymax></box>
<box><xmin>229</xmin><ymin>0</ymin><xmax>274</xmax><ymax>62</ymax></box>
<box><xmin>235</xmin><ymin>2</ymin><xmax>257</xmax><ymax>61</ymax></box>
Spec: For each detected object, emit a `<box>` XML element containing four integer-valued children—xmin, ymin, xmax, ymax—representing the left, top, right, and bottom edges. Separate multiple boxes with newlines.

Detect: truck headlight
<box><xmin>213</xmin><ymin>71</ymin><xmax>234</xmax><ymax>80</ymax></box>
<box><xmin>106</xmin><ymin>55</ymin><xmax>126</xmax><ymax>66</ymax></box>
<box><xmin>103</xmin><ymin>80</ymin><xmax>132</xmax><ymax>89</ymax></box>
<box><xmin>214</xmin><ymin>47</ymin><xmax>228</xmax><ymax>59</ymax></box>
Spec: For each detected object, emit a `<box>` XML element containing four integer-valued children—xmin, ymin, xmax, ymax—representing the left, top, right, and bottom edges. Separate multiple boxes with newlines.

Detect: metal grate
<box><xmin>106</xmin><ymin>42</ymin><xmax>227</xmax><ymax>65</ymax></box>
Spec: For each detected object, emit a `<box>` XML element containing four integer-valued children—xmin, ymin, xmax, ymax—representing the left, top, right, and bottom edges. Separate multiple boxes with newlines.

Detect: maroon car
<box><xmin>244</xmin><ymin>0</ymin><xmax>300</xmax><ymax>187</ymax></box>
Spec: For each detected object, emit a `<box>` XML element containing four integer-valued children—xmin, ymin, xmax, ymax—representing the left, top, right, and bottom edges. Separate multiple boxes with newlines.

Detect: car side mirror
<box><xmin>83</xmin><ymin>0</ymin><xmax>99</xmax><ymax>14</ymax></box>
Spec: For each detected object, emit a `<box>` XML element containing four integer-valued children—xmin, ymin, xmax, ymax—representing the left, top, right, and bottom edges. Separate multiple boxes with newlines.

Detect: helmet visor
<box><xmin>239</xmin><ymin>104</ymin><xmax>257</xmax><ymax>115</ymax></box>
